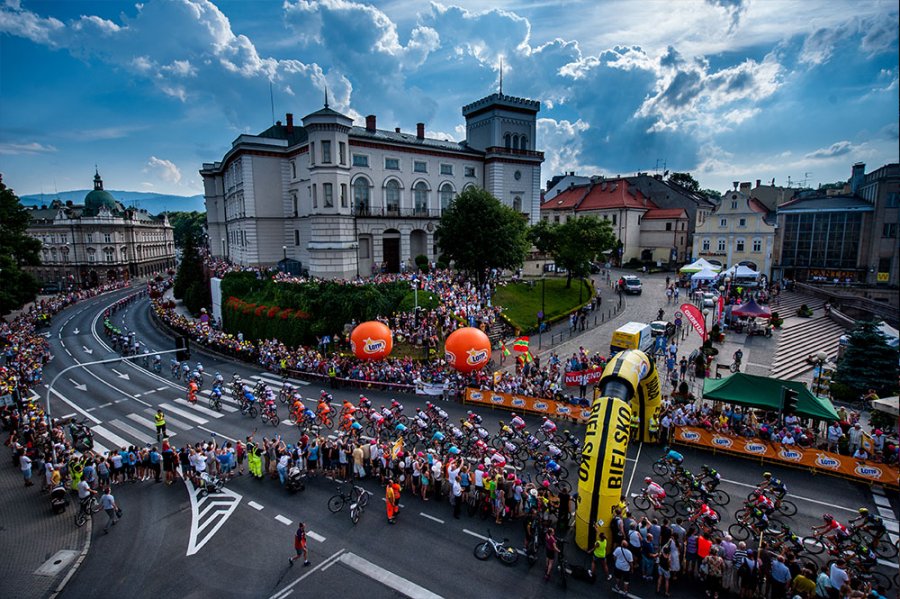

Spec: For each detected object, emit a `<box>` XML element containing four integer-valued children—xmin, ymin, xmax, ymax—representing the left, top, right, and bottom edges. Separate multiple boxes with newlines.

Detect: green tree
<box><xmin>668</xmin><ymin>172</ymin><xmax>700</xmax><ymax>193</ymax></box>
<box><xmin>832</xmin><ymin>321</ymin><xmax>899</xmax><ymax>397</ymax></box>
<box><xmin>173</xmin><ymin>234</ymin><xmax>210</xmax><ymax>315</ymax></box>
<box><xmin>548</xmin><ymin>216</ymin><xmax>617</xmax><ymax>287</ymax></box>
<box><xmin>700</xmin><ymin>188</ymin><xmax>722</xmax><ymax>203</ymax></box>
<box><xmin>0</xmin><ymin>179</ymin><xmax>42</xmax><ymax>315</ymax></box>
<box><xmin>528</xmin><ymin>219</ymin><xmax>557</xmax><ymax>255</ymax></box>
<box><xmin>166</xmin><ymin>211</ymin><xmax>206</xmax><ymax>248</ymax></box>
<box><xmin>435</xmin><ymin>188</ymin><xmax>529</xmax><ymax>281</ymax></box>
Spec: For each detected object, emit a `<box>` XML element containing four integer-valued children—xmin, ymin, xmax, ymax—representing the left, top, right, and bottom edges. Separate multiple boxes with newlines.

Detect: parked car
<box><xmin>622</xmin><ymin>276</ymin><xmax>642</xmax><ymax>295</ymax></box>
<box><xmin>650</xmin><ymin>320</ymin><xmax>676</xmax><ymax>338</ymax></box>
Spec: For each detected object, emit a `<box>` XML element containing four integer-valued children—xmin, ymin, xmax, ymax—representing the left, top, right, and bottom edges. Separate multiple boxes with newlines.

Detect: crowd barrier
<box><xmin>464</xmin><ymin>388</ymin><xmax>591</xmax><ymax>423</ymax></box>
<box><xmin>672</xmin><ymin>426</ymin><xmax>899</xmax><ymax>489</ymax></box>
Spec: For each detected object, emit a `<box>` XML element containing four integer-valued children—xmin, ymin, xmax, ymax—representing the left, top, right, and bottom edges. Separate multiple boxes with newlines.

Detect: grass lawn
<box><xmin>493</xmin><ymin>277</ymin><xmax>593</xmax><ymax>333</ymax></box>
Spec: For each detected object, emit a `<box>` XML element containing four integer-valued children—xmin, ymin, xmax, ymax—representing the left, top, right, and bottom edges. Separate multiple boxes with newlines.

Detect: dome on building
<box><xmin>84</xmin><ymin>169</ymin><xmax>118</xmax><ymax>215</ymax></box>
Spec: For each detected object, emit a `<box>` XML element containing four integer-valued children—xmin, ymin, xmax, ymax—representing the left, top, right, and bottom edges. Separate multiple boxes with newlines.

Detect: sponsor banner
<box><xmin>414</xmin><ymin>381</ymin><xmax>444</xmax><ymax>396</ymax></box>
<box><xmin>465</xmin><ymin>388</ymin><xmax>591</xmax><ymax>423</ymax></box>
<box><xmin>564</xmin><ymin>368</ymin><xmax>604</xmax><ymax>387</ymax></box>
<box><xmin>673</xmin><ymin>426</ymin><xmax>898</xmax><ymax>489</ymax></box>
<box><xmin>679</xmin><ymin>303</ymin><xmax>707</xmax><ymax>340</ymax></box>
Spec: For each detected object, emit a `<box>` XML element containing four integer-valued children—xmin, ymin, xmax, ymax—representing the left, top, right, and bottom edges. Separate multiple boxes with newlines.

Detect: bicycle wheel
<box><xmin>652</xmin><ymin>461</ymin><xmax>669</xmax><ymax>476</ymax></box>
<box><xmin>499</xmin><ymin>544</ymin><xmax>519</xmax><ymax>565</ymax></box>
<box><xmin>658</xmin><ymin>502</ymin><xmax>676</xmax><ymax>517</ymax></box>
<box><xmin>208</xmin><ymin>398</ymin><xmax>220</xmax><ymax>411</ymax></box>
<box><xmin>633</xmin><ymin>495</ymin><xmax>652</xmax><ymax>512</ymax></box>
<box><xmin>270</xmin><ymin>414</ymin><xmax>281</xmax><ymax>427</ymax></box>
<box><xmin>734</xmin><ymin>508</ymin><xmax>749</xmax><ymax>521</ymax></box>
<box><xmin>75</xmin><ymin>511</ymin><xmax>87</xmax><ymax>527</ymax></box>
<box><xmin>474</xmin><ymin>542</ymin><xmax>492</xmax><ymax>560</ymax></box>
<box><xmin>728</xmin><ymin>523</ymin><xmax>750</xmax><ymax>541</ymax></box>
<box><xmin>327</xmin><ymin>495</ymin><xmax>345</xmax><ymax>513</ymax></box>
<box><xmin>802</xmin><ymin>536</ymin><xmax>826</xmax><ymax>555</ymax></box>
<box><xmin>350</xmin><ymin>506</ymin><xmax>360</xmax><ymax>525</ymax></box>
<box><xmin>89</xmin><ymin>496</ymin><xmax>101</xmax><ymax>513</ymax></box>
<box><xmin>776</xmin><ymin>500</ymin><xmax>797</xmax><ymax>517</ymax></box>
<box><xmin>662</xmin><ymin>480</ymin><xmax>681</xmax><ymax>498</ymax></box>
<box><xmin>864</xmin><ymin>571</ymin><xmax>892</xmax><ymax>591</ymax></box>
<box><xmin>557</xmin><ymin>465</ymin><xmax>569</xmax><ymax>480</ymax></box>
<box><xmin>557</xmin><ymin>479</ymin><xmax>572</xmax><ymax>494</ymax></box>
<box><xmin>871</xmin><ymin>536</ymin><xmax>898</xmax><ymax>560</ymax></box>
<box><xmin>710</xmin><ymin>489</ymin><xmax>730</xmax><ymax>506</ymax></box>
<box><xmin>673</xmin><ymin>500</ymin><xmax>692</xmax><ymax>516</ymax></box>
<box><xmin>359</xmin><ymin>491</ymin><xmax>370</xmax><ymax>508</ymax></box>
<box><xmin>766</xmin><ymin>518</ymin><xmax>786</xmax><ymax>534</ymax></box>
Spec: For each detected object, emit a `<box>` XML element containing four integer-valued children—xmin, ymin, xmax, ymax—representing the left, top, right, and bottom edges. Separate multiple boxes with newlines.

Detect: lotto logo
<box><xmin>490</xmin><ymin>395</ymin><xmax>505</xmax><ymax>404</ymax></box>
<box><xmin>744</xmin><ymin>443</ymin><xmax>767</xmax><ymax>455</ymax></box>
<box><xmin>511</xmin><ymin>398</ymin><xmax>526</xmax><ymax>407</ymax></box>
<box><xmin>815</xmin><ymin>454</ymin><xmax>840</xmax><ymax>470</ymax></box>
<box><xmin>556</xmin><ymin>406</ymin><xmax>571</xmax><ymax>414</ymax></box>
<box><xmin>533</xmin><ymin>402</ymin><xmax>549</xmax><ymax>411</ymax></box>
<box><xmin>681</xmin><ymin>431</ymin><xmax>700</xmax><ymax>441</ymax></box>
<box><xmin>778</xmin><ymin>449</ymin><xmax>802</xmax><ymax>462</ymax></box>
<box><xmin>854</xmin><ymin>464</ymin><xmax>882</xmax><ymax>479</ymax></box>
<box><xmin>711</xmin><ymin>436</ymin><xmax>733</xmax><ymax>448</ymax></box>
<box><xmin>470</xmin><ymin>392</ymin><xmax>483</xmax><ymax>401</ymax></box>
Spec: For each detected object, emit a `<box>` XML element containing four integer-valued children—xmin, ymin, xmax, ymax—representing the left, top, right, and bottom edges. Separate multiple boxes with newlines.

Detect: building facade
<box><xmin>25</xmin><ymin>171</ymin><xmax>176</xmax><ymax>289</ymax></box>
<box><xmin>201</xmin><ymin>93</ymin><xmax>544</xmax><ymax>279</ymax></box>
<box><xmin>691</xmin><ymin>182</ymin><xmax>777</xmax><ymax>276</ymax></box>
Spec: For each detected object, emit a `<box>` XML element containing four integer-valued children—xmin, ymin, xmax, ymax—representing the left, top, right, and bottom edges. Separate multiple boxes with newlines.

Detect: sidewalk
<box><xmin>0</xmin><ymin>454</ymin><xmax>91</xmax><ymax>599</ymax></box>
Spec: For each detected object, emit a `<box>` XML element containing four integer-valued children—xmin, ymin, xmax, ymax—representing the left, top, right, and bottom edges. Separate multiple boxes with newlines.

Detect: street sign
<box><xmin>537</xmin><ymin>310</ymin><xmax>544</xmax><ymax>320</ymax></box>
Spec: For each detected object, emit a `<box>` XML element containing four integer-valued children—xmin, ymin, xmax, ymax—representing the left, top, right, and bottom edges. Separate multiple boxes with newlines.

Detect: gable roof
<box><xmin>643</xmin><ymin>208</ymin><xmax>687</xmax><ymax>219</ymax></box>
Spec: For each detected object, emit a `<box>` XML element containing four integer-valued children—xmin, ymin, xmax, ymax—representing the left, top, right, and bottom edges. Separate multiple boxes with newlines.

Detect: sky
<box><xmin>0</xmin><ymin>0</ymin><xmax>897</xmax><ymax>200</ymax></box>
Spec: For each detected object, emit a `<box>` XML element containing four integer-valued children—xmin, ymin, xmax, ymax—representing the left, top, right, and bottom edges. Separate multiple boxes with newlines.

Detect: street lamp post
<box><xmin>702</xmin><ymin>308</ymin><xmax>710</xmax><ymax>341</ymax></box>
<box><xmin>538</xmin><ymin>274</ymin><xmax>546</xmax><ymax>349</ymax></box>
<box><xmin>814</xmin><ymin>350</ymin><xmax>828</xmax><ymax>397</ymax></box>
<box><xmin>221</xmin><ymin>238</ymin><xmax>226</xmax><ymax>261</ymax></box>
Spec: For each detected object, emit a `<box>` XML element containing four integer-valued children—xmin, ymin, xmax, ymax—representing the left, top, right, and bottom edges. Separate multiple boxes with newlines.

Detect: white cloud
<box><xmin>805</xmin><ymin>141</ymin><xmax>856</xmax><ymax>160</ymax></box>
<box><xmin>0</xmin><ymin>141</ymin><xmax>57</xmax><ymax>155</ymax></box>
<box><xmin>144</xmin><ymin>156</ymin><xmax>182</xmax><ymax>184</ymax></box>
<box><xmin>537</xmin><ymin>117</ymin><xmax>593</xmax><ymax>178</ymax></box>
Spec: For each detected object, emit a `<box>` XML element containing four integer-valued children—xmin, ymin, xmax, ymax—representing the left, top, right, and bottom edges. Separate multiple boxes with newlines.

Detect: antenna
<box><xmin>324</xmin><ymin>82</ymin><xmax>329</xmax><ymax>108</ymax></box>
<box><xmin>269</xmin><ymin>82</ymin><xmax>275</xmax><ymax>125</ymax></box>
<box><xmin>499</xmin><ymin>56</ymin><xmax>503</xmax><ymax>95</ymax></box>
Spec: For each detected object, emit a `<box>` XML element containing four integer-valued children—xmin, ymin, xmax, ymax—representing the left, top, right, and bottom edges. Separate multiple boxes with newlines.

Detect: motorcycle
<box><xmin>285</xmin><ymin>466</ymin><xmax>307</xmax><ymax>493</ymax></box>
<box><xmin>68</xmin><ymin>420</ymin><xmax>94</xmax><ymax>452</ymax></box>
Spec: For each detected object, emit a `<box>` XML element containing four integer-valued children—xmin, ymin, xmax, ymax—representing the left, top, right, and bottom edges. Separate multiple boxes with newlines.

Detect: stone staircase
<box><xmin>769</xmin><ymin>292</ymin><xmax>847</xmax><ymax>380</ymax></box>
<box><xmin>487</xmin><ymin>320</ymin><xmax>512</xmax><ymax>347</ymax></box>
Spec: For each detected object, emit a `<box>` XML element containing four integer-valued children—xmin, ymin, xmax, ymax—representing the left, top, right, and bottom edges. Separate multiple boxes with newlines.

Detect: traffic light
<box><xmin>175</xmin><ymin>335</ymin><xmax>191</xmax><ymax>362</ymax></box>
<box><xmin>782</xmin><ymin>388</ymin><xmax>799</xmax><ymax>415</ymax></box>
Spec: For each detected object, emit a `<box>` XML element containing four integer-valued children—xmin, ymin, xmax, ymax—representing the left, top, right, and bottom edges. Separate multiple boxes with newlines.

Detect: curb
<box><xmin>48</xmin><ymin>510</ymin><xmax>92</xmax><ymax>599</ymax></box>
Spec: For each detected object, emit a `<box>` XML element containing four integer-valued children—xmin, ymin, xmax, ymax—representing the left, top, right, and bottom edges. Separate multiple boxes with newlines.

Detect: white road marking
<box><xmin>158</xmin><ymin>402</ymin><xmax>208</xmax><ymax>425</ymax></box>
<box><xmin>247</xmin><ymin>501</ymin><xmax>264</xmax><ymax>511</ymax></box>
<box><xmin>156</xmin><ymin>386</ymin><xmax>168</xmax><ymax>391</ymax></box>
<box><xmin>144</xmin><ymin>389</ymin><xmax>156</xmax><ymax>395</ymax></box>
<box><xmin>269</xmin><ymin>549</ymin><xmax>345</xmax><ymax>599</ymax></box>
<box><xmin>126</xmin><ymin>413</ymin><xmax>159</xmax><ymax>430</ymax></box>
<box><xmin>307</xmin><ymin>530</ymin><xmax>326</xmax><ymax>543</ymax></box>
<box><xmin>380</xmin><ymin>497</ymin><xmax>406</xmax><ymax>509</ymax></box>
<box><xmin>186</xmin><ymin>480</ymin><xmax>242</xmax><ymax>556</ymax></box>
<box><xmin>91</xmin><ymin>425</ymin><xmax>130</xmax><ymax>450</ymax></box>
<box><xmin>141</xmin><ymin>408</ymin><xmax>191</xmax><ymax>433</ymax></box>
<box><xmin>275</xmin><ymin>514</ymin><xmax>293</xmax><ymax>526</ymax></box>
<box><xmin>873</xmin><ymin>494</ymin><xmax>891</xmax><ymax>508</ymax></box>
<box><xmin>337</xmin><ymin>552</ymin><xmax>444</xmax><ymax>599</ymax></box>
<box><xmin>91</xmin><ymin>441</ymin><xmax>110</xmax><ymax>455</ymax></box>
<box><xmin>419</xmin><ymin>512</ymin><xmax>445</xmax><ymax>524</ymax></box>
<box><xmin>50</xmin><ymin>389</ymin><xmax>101</xmax><ymax>424</ymax></box>
<box><xmin>98</xmin><ymin>402</ymin><xmax>112</xmax><ymax>408</ymax></box>
<box><xmin>720</xmin><ymin>478</ymin><xmax>860</xmax><ymax>514</ymax></box>
<box><xmin>108</xmin><ymin>418</ymin><xmax>155</xmax><ymax>446</ymax></box>
<box><xmin>174</xmin><ymin>398</ymin><xmax>225</xmax><ymax>419</ymax></box>
<box><xmin>61</xmin><ymin>413</ymin><xmax>76</xmax><ymax>420</ymax></box>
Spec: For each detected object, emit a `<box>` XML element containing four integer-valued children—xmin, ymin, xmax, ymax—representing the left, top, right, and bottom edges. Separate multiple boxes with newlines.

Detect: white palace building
<box><xmin>201</xmin><ymin>92</ymin><xmax>544</xmax><ymax>278</ymax></box>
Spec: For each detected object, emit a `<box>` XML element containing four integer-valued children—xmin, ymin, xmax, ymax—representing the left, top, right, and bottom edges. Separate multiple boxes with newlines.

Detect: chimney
<box><xmin>850</xmin><ymin>162</ymin><xmax>866</xmax><ymax>194</ymax></box>
<box><xmin>755</xmin><ymin>179</ymin><xmax>760</xmax><ymax>188</ymax></box>
<box><xmin>365</xmin><ymin>114</ymin><xmax>376</xmax><ymax>132</ymax></box>
<box><xmin>286</xmin><ymin>113</ymin><xmax>294</xmax><ymax>134</ymax></box>
<box><xmin>395</xmin><ymin>127</ymin><xmax>401</xmax><ymax>133</ymax></box>
<box><xmin>416</xmin><ymin>122</ymin><xmax>425</xmax><ymax>139</ymax></box>
<box><xmin>732</xmin><ymin>181</ymin><xmax>739</xmax><ymax>190</ymax></box>
<box><xmin>739</xmin><ymin>182</ymin><xmax>751</xmax><ymax>193</ymax></box>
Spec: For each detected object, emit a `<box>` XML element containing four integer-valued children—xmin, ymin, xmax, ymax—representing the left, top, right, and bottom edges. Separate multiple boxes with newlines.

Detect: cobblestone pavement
<box><xmin>0</xmin><ymin>452</ymin><xmax>91</xmax><ymax>599</ymax></box>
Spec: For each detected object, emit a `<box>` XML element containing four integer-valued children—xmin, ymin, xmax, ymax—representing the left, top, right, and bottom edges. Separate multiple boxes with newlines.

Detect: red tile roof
<box><xmin>643</xmin><ymin>208</ymin><xmax>687</xmax><ymax>219</ymax></box>
<box><xmin>540</xmin><ymin>178</ymin><xmax>656</xmax><ymax>212</ymax></box>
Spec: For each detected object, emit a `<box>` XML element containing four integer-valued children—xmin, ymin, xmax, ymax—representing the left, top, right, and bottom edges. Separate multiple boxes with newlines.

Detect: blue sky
<box><xmin>1</xmin><ymin>0</ymin><xmax>897</xmax><ymax>200</ymax></box>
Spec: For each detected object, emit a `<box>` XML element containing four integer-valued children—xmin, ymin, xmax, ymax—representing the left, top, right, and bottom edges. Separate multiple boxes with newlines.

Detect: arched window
<box><xmin>353</xmin><ymin>178</ymin><xmax>370</xmax><ymax>214</ymax></box>
<box><xmin>520</xmin><ymin>136</ymin><xmax>528</xmax><ymax>150</ymax></box>
<box><xmin>439</xmin><ymin>183</ymin><xmax>455</xmax><ymax>212</ymax></box>
<box><xmin>414</xmin><ymin>181</ymin><xmax>428</xmax><ymax>215</ymax></box>
<box><xmin>385</xmin><ymin>179</ymin><xmax>401</xmax><ymax>214</ymax></box>
<box><xmin>513</xmin><ymin>135</ymin><xmax>519</xmax><ymax>150</ymax></box>
<box><xmin>504</xmin><ymin>133</ymin><xmax>511</xmax><ymax>149</ymax></box>
<box><xmin>512</xmin><ymin>196</ymin><xmax>522</xmax><ymax>212</ymax></box>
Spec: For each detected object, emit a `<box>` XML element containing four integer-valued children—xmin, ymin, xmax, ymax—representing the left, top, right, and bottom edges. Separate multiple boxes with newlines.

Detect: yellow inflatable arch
<box><xmin>574</xmin><ymin>349</ymin><xmax>662</xmax><ymax>551</ymax></box>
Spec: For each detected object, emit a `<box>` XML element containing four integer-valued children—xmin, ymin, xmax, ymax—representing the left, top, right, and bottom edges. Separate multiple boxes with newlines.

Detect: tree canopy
<box><xmin>173</xmin><ymin>234</ymin><xmax>210</xmax><ymax>316</ymax></box>
<box><xmin>832</xmin><ymin>321</ymin><xmax>899</xmax><ymax>398</ymax></box>
<box><xmin>435</xmin><ymin>187</ymin><xmax>529</xmax><ymax>281</ymax></box>
<box><xmin>165</xmin><ymin>211</ymin><xmax>206</xmax><ymax>248</ymax></box>
<box><xmin>530</xmin><ymin>216</ymin><xmax>617</xmax><ymax>287</ymax></box>
<box><xmin>668</xmin><ymin>172</ymin><xmax>701</xmax><ymax>193</ymax></box>
<box><xmin>0</xmin><ymin>179</ymin><xmax>42</xmax><ymax>315</ymax></box>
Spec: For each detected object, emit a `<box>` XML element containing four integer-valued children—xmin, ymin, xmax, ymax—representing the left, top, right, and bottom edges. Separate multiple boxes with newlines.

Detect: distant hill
<box><xmin>19</xmin><ymin>190</ymin><xmax>205</xmax><ymax>215</ymax></box>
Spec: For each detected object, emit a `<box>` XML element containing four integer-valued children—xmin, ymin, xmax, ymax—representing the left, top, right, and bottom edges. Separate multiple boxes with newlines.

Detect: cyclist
<box><xmin>181</xmin><ymin>361</ymin><xmax>191</xmax><ymax>379</ymax></box>
<box><xmin>811</xmin><ymin>514</ymin><xmax>851</xmax><ymax>549</ymax></box>
<box><xmin>430</xmin><ymin>430</ymin><xmax>445</xmax><ymax>447</ymax></box>
<box><xmin>540</xmin><ymin>416</ymin><xmax>557</xmax><ymax>436</ymax></box>
<box><xmin>466</xmin><ymin>410</ymin><xmax>483</xmax><ymax>425</ymax></box>
<box><xmin>700</xmin><ymin>465</ymin><xmax>721</xmax><ymax>490</ymax></box>
<box><xmin>510</xmin><ymin>413</ymin><xmax>526</xmax><ymax>432</ymax></box>
<box><xmin>750</xmin><ymin>490</ymin><xmax>775</xmax><ymax>515</ymax></box>
<box><xmin>188</xmin><ymin>380</ymin><xmax>199</xmax><ymax>404</ymax></box>
<box><xmin>316</xmin><ymin>396</ymin><xmax>333</xmax><ymax>419</ymax></box>
<box><xmin>341</xmin><ymin>399</ymin><xmax>357</xmax><ymax>419</ymax></box>
<box><xmin>643</xmin><ymin>476</ymin><xmax>666</xmax><ymax>508</ymax></box>
<box><xmin>758</xmin><ymin>472</ymin><xmax>787</xmax><ymax>501</ymax></box>
<box><xmin>850</xmin><ymin>508</ymin><xmax>887</xmax><ymax>542</ymax></box>
<box><xmin>661</xmin><ymin>446</ymin><xmax>684</xmax><ymax>467</ymax></box>
<box><xmin>152</xmin><ymin>354</ymin><xmax>162</xmax><ymax>372</ymax></box>
<box><xmin>213</xmin><ymin>372</ymin><xmax>224</xmax><ymax>388</ymax></box>
<box><xmin>170</xmin><ymin>358</ymin><xmax>180</xmax><ymax>379</ymax></box>
<box><xmin>732</xmin><ymin>349</ymin><xmax>743</xmax><ymax>370</ymax></box>
<box><xmin>690</xmin><ymin>501</ymin><xmax>719</xmax><ymax>529</ymax></box>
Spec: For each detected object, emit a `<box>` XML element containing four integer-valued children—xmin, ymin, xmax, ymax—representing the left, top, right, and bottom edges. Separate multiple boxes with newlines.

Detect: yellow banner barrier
<box><xmin>464</xmin><ymin>388</ymin><xmax>592</xmax><ymax>423</ymax></box>
<box><xmin>672</xmin><ymin>426</ymin><xmax>899</xmax><ymax>489</ymax></box>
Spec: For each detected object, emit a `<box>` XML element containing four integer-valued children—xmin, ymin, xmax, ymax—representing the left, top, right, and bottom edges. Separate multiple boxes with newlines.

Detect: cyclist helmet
<box><xmin>644</xmin><ymin>476</ymin><xmax>652</xmax><ymax>483</ymax></box>
<box><xmin>662</xmin><ymin>446</ymin><xmax>670</xmax><ymax>453</ymax></box>
<box><xmin>762</xmin><ymin>472</ymin><xmax>772</xmax><ymax>479</ymax></box>
<box><xmin>858</xmin><ymin>507</ymin><xmax>869</xmax><ymax>515</ymax></box>
<box><xmin>498</xmin><ymin>420</ymin><xmax>505</xmax><ymax>426</ymax></box>
<box><xmin>823</xmin><ymin>513</ymin><xmax>834</xmax><ymax>522</ymax></box>
<box><xmin>701</xmin><ymin>465</ymin><xmax>709</xmax><ymax>472</ymax></box>
<box><xmin>510</xmin><ymin>412</ymin><xmax>516</xmax><ymax>418</ymax></box>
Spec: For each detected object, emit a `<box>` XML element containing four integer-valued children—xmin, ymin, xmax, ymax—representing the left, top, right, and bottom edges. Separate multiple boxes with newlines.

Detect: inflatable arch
<box><xmin>574</xmin><ymin>349</ymin><xmax>662</xmax><ymax>551</ymax></box>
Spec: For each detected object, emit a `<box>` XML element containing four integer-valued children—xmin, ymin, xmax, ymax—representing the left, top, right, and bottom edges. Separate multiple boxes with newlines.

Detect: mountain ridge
<box><xmin>19</xmin><ymin>189</ymin><xmax>205</xmax><ymax>214</ymax></box>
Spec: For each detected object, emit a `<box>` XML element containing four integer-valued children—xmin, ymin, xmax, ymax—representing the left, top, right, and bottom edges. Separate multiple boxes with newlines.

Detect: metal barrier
<box><xmin>548</xmin><ymin>298</ymin><xmax>625</xmax><ymax>346</ymax></box>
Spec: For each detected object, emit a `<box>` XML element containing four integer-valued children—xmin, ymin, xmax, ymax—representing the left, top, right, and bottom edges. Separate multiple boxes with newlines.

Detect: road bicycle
<box><xmin>74</xmin><ymin>494</ymin><xmax>101</xmax><ymax>527</ymax></box>
<box><xmin>208</xmin><ymin>389</ymin><xmax>223</xmax><ymax>412</ymax></box>
<box><xmin>631</xmin><ymin>490</ymin><xmax>675</xmax><ymax>517</ymax></box>
<box><xmin>744</xmin><ymin>489</ymin><xmax>797</xmax><ymax>517</ymax></box>
<box><xmin>239</xmin><ymin>399</ymin><xmax>258</xmax><ymax>419</ymax></box>
<box><xmin>349</xmin><ymin>488</ymin><xmax>372</xmax><ymax>524</ymax></box>
<box><xmin>473</xmin><ymin>529</ymin><xmax>519</xmax><ymax>565</ymax></box>
<box><xmin>260</xmin><ymin>406</ymin><xmax>280</xmax><ymax>427</ymax></box>
<box><xmin>327</xmin><ymin>484</ymin><xmax>366</xmax><ymax>513</ymax></box>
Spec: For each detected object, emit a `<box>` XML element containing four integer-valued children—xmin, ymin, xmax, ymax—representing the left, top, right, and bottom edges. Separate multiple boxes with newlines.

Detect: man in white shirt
<box><xmin>826</xmin><ymin>422</ymin><xmax>842</xmax><ymax>452</ymax></box>
<box><xmin>613</xmin><ymin>540</ymin><xmax>634</xmax><ymax>594</ymax></box>
<box><xmin>829</xmin><ymin>559</ymin><xmax>849</xmax><ymax>594</ymax></box>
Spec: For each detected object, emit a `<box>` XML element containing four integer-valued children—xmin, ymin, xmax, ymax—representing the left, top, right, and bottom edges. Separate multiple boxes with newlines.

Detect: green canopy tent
<box><xmin>702</xmin><ymin>373</ymin><xmax>840</xmax><ymax>421</ymax></box>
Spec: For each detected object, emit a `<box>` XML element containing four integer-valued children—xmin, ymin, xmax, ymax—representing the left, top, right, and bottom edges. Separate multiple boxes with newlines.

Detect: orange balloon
<box><xmin>350</xmin><ymin>321</ymin><xmax>393</xmax><ymax>360</ymax></box>
<box><xmin>444</xmin><ymin>327</ymin><xmax>492</xmax><ymax>373</ymax></box>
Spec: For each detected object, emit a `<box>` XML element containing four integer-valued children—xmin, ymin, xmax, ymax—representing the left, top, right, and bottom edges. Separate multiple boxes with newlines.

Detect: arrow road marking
<box><xmin>82</xmin><ymin>346</ymin><xmax>93</xmax><ymax>354</ymax></box>
<box><xmin>68</xmin><ymin>378</ymin><xmax>87</xmax><ymax>392</ymax></box>
<box><xmin>111</xmin><ymin>368</ymin><xmax>130</xmax><ymax>380</ymax></box>
<box><xmin>73</xmin><ymin>328</ymin><xmax>80</xmax><ymax>335</ymax></box>
<box><xmin>185</xmin><ymin>480</ymin><xmax>242</xmax><ymax>556</ymax></box>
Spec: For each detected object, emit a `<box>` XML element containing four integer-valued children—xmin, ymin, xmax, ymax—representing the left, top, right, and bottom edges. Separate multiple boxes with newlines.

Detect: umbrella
<box><xmin>730</xmin><ymin>300</ymin><xmax>771</xmax><ymax>319</ymax></box>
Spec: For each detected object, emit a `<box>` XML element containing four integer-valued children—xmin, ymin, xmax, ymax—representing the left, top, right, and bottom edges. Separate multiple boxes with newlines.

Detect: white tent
<box><xmin>871</xmin><ymin>396</ymin><xmax>899</xmax><ymax>417</ymax></box>
<box><xmin>723</xmin><ymin>264</ymin><xmax>759</xmax><ymax>278</ymax></box>
<box><xmin>690</xmin><ymin>267</ymin><xmax>718</xmax><ymax>289</ymax></box>
<box><xmin>876</xmin><ymin>321</ymin><xmax>899</xmax><ymax>348</ymax></box>
<box><xmin>680</xmin><ymin>258</ymin><xmax>722</xmax><ymax>274</ymax></box>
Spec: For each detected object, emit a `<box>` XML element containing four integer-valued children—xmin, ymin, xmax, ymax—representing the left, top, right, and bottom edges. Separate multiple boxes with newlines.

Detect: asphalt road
<box><xmin>35</xmin><ymin>281</ymin><xmax>898</xmax><ymax>599</ymax></box>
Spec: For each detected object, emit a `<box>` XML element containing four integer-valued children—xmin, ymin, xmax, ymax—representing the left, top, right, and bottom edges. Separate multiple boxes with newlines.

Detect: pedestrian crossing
<box><xmin>87</xmin><ymin>374</ymin><xmax>286</xmax><ymax>452</ymax></box>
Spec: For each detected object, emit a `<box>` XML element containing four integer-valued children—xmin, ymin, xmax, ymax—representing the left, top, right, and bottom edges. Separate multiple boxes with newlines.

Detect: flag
<box><xmin>524</xmin><ymin>351</ymin><xmax>533</xmax><ymax>363</ymax></box>
<box><xmin>501</xmin><ymin>341</ymin><xmax>511</xmax><ymax>357</ymax></box>
<box><xmin>513</xmin><ymin>336</ymin><xmax>530</xmax><ymax>352</ymax></box>
<box><xmin>391</xmin><ymin>437</ymin><xmax>404</xmax><ymax>460</ymax></box>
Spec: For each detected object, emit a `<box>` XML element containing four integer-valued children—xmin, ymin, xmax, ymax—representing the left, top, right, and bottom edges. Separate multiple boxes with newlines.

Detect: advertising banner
<box><xmin>564</xmin><ymin>368</ymin><xmax>604</xmax><ymax>387</ymax></box>
<box><xmin>673</xmin><ymin>426</ymin><xmax>899</xmax><ymax>489</ymax></box>
<box><xmin>414</xmin><ymin>381</ymin><xmax>444</xmax><ymax>396</ymax></box>
<box><xmin>679</xmin><ymin>303</ymin><xmax>707</xmax><ymax>340</ymax></box>
<box><xmin>464</xmin><ymin>388</ymin><xmax>591</xmax><ymax>423</ymax></box>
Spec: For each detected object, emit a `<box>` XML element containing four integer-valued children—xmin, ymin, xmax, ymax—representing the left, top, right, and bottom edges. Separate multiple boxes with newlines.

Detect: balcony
<box><xmin>484</xmin><ymin>146</ymin><xmax>545</xmax><ymax>159</ymax></box>
<box><xmin>353</xmin><ymin>206</ymin><xmax>441</xmax><ymax>218</ymax></box>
